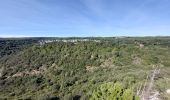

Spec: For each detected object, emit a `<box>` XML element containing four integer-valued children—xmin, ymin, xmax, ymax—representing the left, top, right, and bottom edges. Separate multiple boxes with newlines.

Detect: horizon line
<box><xmin>1</xmin><ymin>36</ymin><xmax>170</xmax><ymax>38</ymax></box>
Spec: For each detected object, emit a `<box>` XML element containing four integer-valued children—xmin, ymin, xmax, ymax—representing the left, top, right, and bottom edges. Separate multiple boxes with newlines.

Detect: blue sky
<box><xmin>0</xmin><ymin>0</ymin><xmax>170</xmax><ymax>37</ymax></box>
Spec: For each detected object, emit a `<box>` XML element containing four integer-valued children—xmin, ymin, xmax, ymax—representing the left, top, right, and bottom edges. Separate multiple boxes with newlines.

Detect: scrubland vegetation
<box><xmin>0</xmin><ymin>37</ymin><xmax>170</xmax><ymax>100</ymax></box>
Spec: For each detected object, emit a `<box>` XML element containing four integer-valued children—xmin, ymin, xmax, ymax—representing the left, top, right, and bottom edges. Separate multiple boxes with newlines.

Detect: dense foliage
<box><xmin>0</xmin><ymin>38</ymin><xmax>39</xmax><ymax>58</ymax></box>
<box><xmin>0</xmin><ymin>37</ymin><xmax>170</xmax><ymax>100</ymax></box>
<box><xmin>90</xmin><ymin>82</ymin><xmax>139</xmax><ymax>100</ymax></box>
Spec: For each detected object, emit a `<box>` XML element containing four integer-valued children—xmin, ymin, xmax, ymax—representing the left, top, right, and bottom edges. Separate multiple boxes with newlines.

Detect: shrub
<box><xmin>90</xmin><ymin>82</ymin><xmax>139</xmax><ymax>100</ymax></box>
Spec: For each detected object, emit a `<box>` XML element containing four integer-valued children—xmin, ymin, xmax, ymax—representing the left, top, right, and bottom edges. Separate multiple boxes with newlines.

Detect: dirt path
<box><xmin>140</xmin><ymin>66</ymin><xmax>160</xmax><ymax>100</ymax></box>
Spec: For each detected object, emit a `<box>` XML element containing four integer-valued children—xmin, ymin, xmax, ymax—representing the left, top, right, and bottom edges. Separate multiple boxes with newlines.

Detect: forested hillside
<box><xmin>0</xmin><ymin>37</ymin><xmax>170</xmax><ymax>100</ymax></box>
<box><xmin>0</xmin><ymin>38</ymin><xmax>40</xmax><ymax>58</ymax></box>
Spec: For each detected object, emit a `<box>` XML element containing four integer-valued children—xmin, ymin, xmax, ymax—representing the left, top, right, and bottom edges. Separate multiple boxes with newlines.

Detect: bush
<box><xmin>90</xmin><ymin>82</ymin><xmax>139</xmax><ymax>100</ymax></box>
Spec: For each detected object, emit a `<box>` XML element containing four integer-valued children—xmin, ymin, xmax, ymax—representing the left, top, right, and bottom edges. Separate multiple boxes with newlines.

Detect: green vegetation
<box><xmin>0</xmin><ymin>37</ymin><xmax>170</xmax><ymax>100</ymax></box>
<box><xmin>0</xmin><ymin>38</ymin><xmax>38</xmax><ymax>58</ymax></box>
<box><xmin>90</xmin><ymin>82</ymin><xmax>139</xmax><ymax>100</ymax></box>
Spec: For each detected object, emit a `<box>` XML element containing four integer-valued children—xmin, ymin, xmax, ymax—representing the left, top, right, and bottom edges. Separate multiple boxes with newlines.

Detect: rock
<box><xmin>166</xmin><ymin>89</ymin><xmax>170</xmax><ymax>95</ymax></box>
<box><xmin>139</xmin><ymin>44</ymin><xmax>144</xmax><ymax>48</ymax></box>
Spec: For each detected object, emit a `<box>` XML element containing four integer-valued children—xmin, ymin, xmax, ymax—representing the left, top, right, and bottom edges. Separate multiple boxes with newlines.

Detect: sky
<box><xmin>0</xmin><ymin>0</ymin><xmax>170</xmax><ymax>37</ymax></box>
